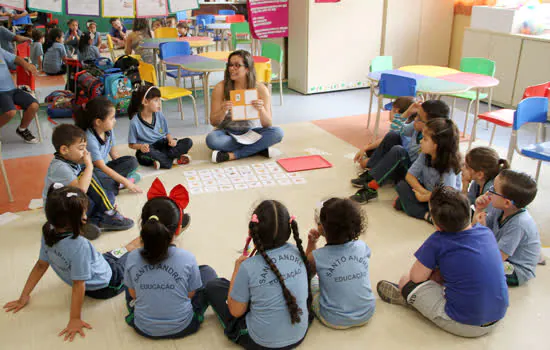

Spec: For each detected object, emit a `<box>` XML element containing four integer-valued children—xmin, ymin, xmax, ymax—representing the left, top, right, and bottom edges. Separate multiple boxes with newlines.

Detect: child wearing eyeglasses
<box><xmin>473</xmin><ymin>169</ymin><xmax>540</xmax><ymax>286</ymax></box>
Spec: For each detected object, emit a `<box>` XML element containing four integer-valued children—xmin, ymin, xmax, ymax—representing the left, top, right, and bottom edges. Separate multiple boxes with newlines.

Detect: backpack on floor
<box><xmin>74</xmin><ymin>70</ymin><xmax>104</xmax><ymax>106</ymax></box>
<box><xmin>45</xmin><ymin>90</ymin><xmax>75</xmax><ymax>118</ymax></box>
<box><xmin>94</xmin><ymin>57</ymin><xmax>114</xmax><ymax>71</ymax></box>
<box><xmin>114</xmin><ymin>55</ymin><xmax>141</xmax><ymax>87</ymax></box>
<box><xmin>65</xmin><ymin>58</ymin><xmax>82</xmax><ymax>93</ymax></box>
<box><xmin>104</xmin><ymin>73</ymin><xmax>132</xmax><ymax>115</ymax></box>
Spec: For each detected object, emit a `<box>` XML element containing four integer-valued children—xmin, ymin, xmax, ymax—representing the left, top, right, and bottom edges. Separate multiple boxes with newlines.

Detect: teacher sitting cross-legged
<box><xmin>206</xmin><ymin>50</ymin><xmax>284</xmax><ymax>163</ymax></box>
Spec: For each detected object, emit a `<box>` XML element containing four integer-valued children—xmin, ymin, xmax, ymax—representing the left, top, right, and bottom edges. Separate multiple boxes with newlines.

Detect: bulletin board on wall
<box><xmin>289</xmin><ymin>0</ymin><xmax>383</xmax><ymax>94</ymax></box>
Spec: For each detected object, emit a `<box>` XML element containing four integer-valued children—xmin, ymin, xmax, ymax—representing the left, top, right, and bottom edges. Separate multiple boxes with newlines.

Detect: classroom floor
<box><xmin>0</xmin><ymin>87</ymin><xmax>549</xmax><ymax>349</ymax></box>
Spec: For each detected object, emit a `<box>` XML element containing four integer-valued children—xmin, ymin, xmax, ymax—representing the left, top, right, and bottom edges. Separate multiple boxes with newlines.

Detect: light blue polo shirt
<box><xmin>312</xmin><ymin>240</ymin><xmax>376</xmax><ymax>327</ymax></box>
<box><xmin>43</xmin><ymin>42</ymin><xmax>67</xmax><ymax>74</ymax></box>
<box><xmin>230</xmin><ymin>243</ymin><xmax>309</xmax><ymax>348</ymax></box>
<box><xmin>467</xmin><ymin>178</ymin><xmax>494</xmax><ymax>205</ymax></box>
<box><xmin>77</xmin><ymin>45</ymin><xmax>100</xmax><ymax>62</ymax></box>
<box><xmin>400</xmin><ymin>122</ymin><xmax>422</xmax><ymax>163</ymax></box>
<box><xmin>128</xmin><ymin>112</ymin><xmax>169</xmax><ymax>145</ymax></box>
<box><xmin>39</xmin><ymin>235</ymin><xmax>112</xmax><ymax>291</ymax></box>
<box><xmin>42</xmin><ymin>155</ymin><xmax>82</xmax><ymax>202</ymax></box>
<box><xmin>408</xmin><ymin>153</ymin><xmax>462</xmax><ymax>191</ymax></box>
<box><xmin>485</xmin><ymin>206</ymin><xmax>540</xmax><ymax>285</ymax></box>
<box><xmin>0</xmin><ymin>26</ymin><xmax>15</xmax><ymax>53</ymax></box>
<box><xmin>86</xmin><ymin>129</ymin><xmax>114</xmax><ymax>163</ymax></box>
<box><xmin>124</xmin><ymin>246</ymin><xmax>202</xmax><ymax>337</ymax></box>
<box><xmin>0</xmin><ymin>47</ymin><xmax>16</xmax><ymax>92</ymax></box>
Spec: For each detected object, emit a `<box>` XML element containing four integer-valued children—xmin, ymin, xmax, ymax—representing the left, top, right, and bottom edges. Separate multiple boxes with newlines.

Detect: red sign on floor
<box><xmin>247</xmin><ymin>0</ymin><xmax>288</xmax><ymax>39</ymax></box>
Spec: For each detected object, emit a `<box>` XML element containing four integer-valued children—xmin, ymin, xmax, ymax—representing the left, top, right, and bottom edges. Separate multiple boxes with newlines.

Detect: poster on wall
<box><xmin>169</xmin><ymin>0</ymin><xmax>198</xmax><ymax>13</ymax></box>
<box><xmin>102</xmin><ymin>0</ymin><xmax>135</xmax><ymax>18</ymax></box>
<box><xmin>136</xmin><ymin>0</ymin><xmax>168</xmax><ymax>18</ymax></box>
<box><xmin>68</xmin><ymin>0</ymin><xmax>100</xmax><ymax>16</ymax></box>
<box><xmin>247</xmin><ymin>0</ymin><xmax>288</xmax><ymax>39</ymax></box>
<box><xmin>28</xmin><ymin>0</ymin><xmax>63</xmax><ymax>14</ymax></box>
<box><xmin>0</xmin><ymin>0</ymin><xmax>25</xmax><ymax>11</ymax></box>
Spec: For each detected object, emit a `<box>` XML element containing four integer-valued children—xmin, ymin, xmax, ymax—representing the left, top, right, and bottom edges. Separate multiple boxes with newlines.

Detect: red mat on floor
<box><xmin>0</xmin><ymin>154</ymin><xmax>53</xmax><ymax>214</ymax></box>
<box><xmin>312</xmin><ymin>113</ymin><xmax>470</xmax><ymax>149</ymax></box>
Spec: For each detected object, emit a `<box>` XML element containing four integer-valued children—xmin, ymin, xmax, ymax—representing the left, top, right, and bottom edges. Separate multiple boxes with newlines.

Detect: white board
<box><xmin>135</xmin><ymin>0</ymin><xmax>167</xmax><ymax>18</ymax></box>
<box><xmin>102</xmin><ymin>0</ymin><xmax>135</xmax><ymax>18</ymax></box>
<box><xmin>0</xmin><ymin>0</ymin><xmax>25</xmax><ymax>11</ymax></box>
<box><xmin>168</xmin><ymin>0</ymin><xmax>198</xmax><ymax>13</ymax></box>
<box><xmin>67</xmin><ymin>0</ymin><xmax>100</xmax><ymax>16</ymax></box>
<box><xmin>28</xmin><ymin>0</ymin><xmax>63</xmax><ymax>14</ymax></box>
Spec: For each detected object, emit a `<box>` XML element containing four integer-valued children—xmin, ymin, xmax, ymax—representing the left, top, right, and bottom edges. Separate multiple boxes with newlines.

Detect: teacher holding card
<box><xmin>206</xmin><ymin>50</ymin><xmax>284</xmax><ymax>164</ymax></box>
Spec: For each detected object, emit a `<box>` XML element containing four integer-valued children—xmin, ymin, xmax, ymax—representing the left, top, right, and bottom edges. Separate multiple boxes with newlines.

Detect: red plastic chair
<box><xmin>15</xmin><ymin>65</ymin><xmax>42</xmax><ymax>142</ymax></box>
<box><xmin>16</xmin><ymin>41</ymin><xmax>30</xmax><ymax>59</ymax></box>
<box><xmin>226</xmin><ymin>15</ymin><xmax>246</xmax><ymax>23</ymax></box>
<box><xmin>468</xmin><ymin>81</ymin><xmax>550</xmax><ymax>150</ymax></box>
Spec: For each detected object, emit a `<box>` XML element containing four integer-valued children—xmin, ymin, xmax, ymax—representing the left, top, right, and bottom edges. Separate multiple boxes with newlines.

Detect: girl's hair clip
<box><xmin>53</xmin><ymin>182</ymin><xmax>64</xmax><ymax>190</ymax></box>
<box><xmin>148</xmin><ymin>215</ymin><xmax>159</xmax><ymax>221</ymax></box>
<box><xmin>289</xmin><ymin>215</ymin><xmax>296</xmax><ymax>224</ymax></box>
<box><xmin>66</xmin><ymin>192</ymin><xmax>78</xmax><ymax>198</ymax></box>
<box><xmin>250</xmin><ymin>214</ymin><xmax>259</xmax><ymax>223</ymax></box>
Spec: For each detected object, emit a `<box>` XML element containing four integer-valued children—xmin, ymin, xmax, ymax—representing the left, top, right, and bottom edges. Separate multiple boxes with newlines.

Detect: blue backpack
<box><xmin>94</xmin><ymin>57</ymin><xmax>114</xmax><ymax>71</ymax></box>
<box><xmin>104</xmin><ymin>73</ymin><xmax>132</xmax><ymax>115</ymax></box>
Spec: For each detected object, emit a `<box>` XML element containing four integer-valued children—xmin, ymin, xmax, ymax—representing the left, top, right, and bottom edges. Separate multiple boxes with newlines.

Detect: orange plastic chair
<box><xmin>226</xmin><ymin>15</ymin><xmax>246</xmax><ymax>23</ymax></box>
<box><xmin>468</xmin><ymin>81</ymin><xmax>550</xmax><ymax>150</ymax></box>
<box><xmin>154</xmin><ymin>27</ymin><xmax>178</xmax><ymax>39</ymax></box>
<box><xmin>15</xmin><ymin>65</ymin><xmax>42</xmax><ymax>142</ymax></box>
<box><xmin>16</xmin><ymin>41</ymin><xmax>30</xmax><ymax>58</ymax></box>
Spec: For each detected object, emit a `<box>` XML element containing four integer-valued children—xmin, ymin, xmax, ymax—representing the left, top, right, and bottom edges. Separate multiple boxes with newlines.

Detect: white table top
<box><xmin>190</xmin><ymin>15</ymin><xmax>227</xmax><ymax>22</ymax></box>
<box><xmin>207</xmin><ymin>23</ymin><xmax>231</xmax><ymax>30</ymax></box>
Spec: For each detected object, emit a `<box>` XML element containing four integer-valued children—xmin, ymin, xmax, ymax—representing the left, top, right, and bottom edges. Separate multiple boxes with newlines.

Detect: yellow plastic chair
<box><xmin>154</xmin><ymin>27</ymin><xmax>178</xmax><ymax>39</ymax></box>
<box><xmin>138</xmin><ymin>62</ymin><xmax>199</xmax><ymax>126</ymax></box>
<box><xmin>106</xmin><ymin>34</ymin><xmax>116</xmax><ymax>61</ymax></box>
<box><xmin>254</xmin><ymin>61</ymin><xmax>272</xmax><ymax>84</ymax></box>
<box><xmin>0</xmin><ymin>141</ymin><xmax>13</xmax><ymax>202</ymax></box>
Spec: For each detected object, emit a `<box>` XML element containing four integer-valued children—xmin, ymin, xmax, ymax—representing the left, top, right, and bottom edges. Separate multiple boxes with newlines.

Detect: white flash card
<box><xmin>258</xmin><ymin>174</ymin><xmax>273</xmax><ymax>181</ymax></box>
<box><xmin>268</xmin><ymin>167</ymin><xmax>282</xmax><ymax>174</ymax></box>
<box><xmin>265</xmin><ymin>162</ymin><xmax>278</xmax><ymax>168</ymax></box>
<box><xmin>200</xmin><ymin>174</ymin><xmax>214</xmax><ymax>181</ymax></box>
<box><xmin>217</xmin><ymin>178</ymin><xmax>231</xmax><ymax>185</ymax></box>
<box><xmin>252</xmin><ymin>163</ymin><xmax>266</xmax><ymax>169</ymax></box>
<box><xmin>186</xmin><ymin>175</ymin><xmax>199</xmax><ymax>182</ymax></box>
<box><xmin>203</xmin><ymin>180</ymin><xmax>218</xmax><ymax>187</ymax></box>
<box><xmin>187</xmin><ymin>181</ymin><xmax>202</xmax><ymax>188</ymax></box>
<box><xmin>212</xmin><ymin>168</ymin><xmax>225</xmax><ymax>175</ymax></box>
<box><xmin>227</xmin><ymin>172</ymin><xmax>240</xmax><ymax>179</ymax></box>
<box><xmin>238</xmin><ymin>165</ymin><xmax>251</xmax><ymax>171</ymax></box>
<box><xmin>224</xmin><ymin>167</ymin><xmax>237</xmax><ymax>173</ymax></box>
<box><xmin>244</xmin><ymin>175</ymin><xmax>258</xmax><ymax>182</ymax></box>
<box><xmin>277</xmin><ymin>179</ymin><xmax>292</xmax><ymax>186</ymax></box>
<box><xmin>254</xmin><ymin>167</ymin><xmax>268</xmax><ymax>175</ymax></box>
<box><xmin>199</xmin><ymin>169</ymin><xmax>212</xmax><ymax>176</ymax></box>
<box><xmin>273</xmin><ymin>173</ymin><xmax>288</xmax><ymax>180</ymax></box>
<box><xmin>183</xmin><ymin>170</ymin><xmax>197</xmax><ymax>177</ymax></box>
<box><xmin>190</xmin><ymin>187</ymin><xmax>204</xmax><ymax>195</ymax></box>
<box><xmin>214</xmin><ymin>174</ymin><xmax>228</xmax><ymax>180</ymax></box>
<box><xmin>231</xmin><ymin>177</ymin><xmax>245</xmax><ymax>184</ymax></box>
<box><xmin>262</xmin><ymin>180</ymin><xmax>276</xmax><ymax>187</ymax></box>
<box><xmin>204</xmin><ymin>186</ymin><xmax>219</xmax><ymax>193</ymax></box>
<box><xmin>287</xmin><ymin>172</ymin><xmax>304</xmax><ymax>179</ymax></box>
<box><xmin>248</xmin><ymin>181</ymin><xmax>262</xmax><ymax>188</ymax></box>
<box><xmin>220</xmin><ymin>185</ymin><xmax>235</xmax><ymax>192</ymax></box>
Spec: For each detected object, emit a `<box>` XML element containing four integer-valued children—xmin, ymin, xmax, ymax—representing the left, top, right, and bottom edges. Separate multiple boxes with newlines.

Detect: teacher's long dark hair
<box><xmin>223</xmin><ymin>50</ymin><xmax>257</xmax><ymax>101</ymax></box>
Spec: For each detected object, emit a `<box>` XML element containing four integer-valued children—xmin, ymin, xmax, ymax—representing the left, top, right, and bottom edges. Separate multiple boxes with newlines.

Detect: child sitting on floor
<box><xmin>3</xmin><ymin>185</ymin><xmax>141</xmax><ymax>342</ymax></box>
<box><xmin>462</xmin><ymin>146</ymin><xmax>509</xmax><ymax>205</ymax></box>
<box><xmin>64</xmin><ymin>19</ymin><xmax>81</xmax><ymax>55</ymax></box>
<box><xmin>30</xmin><ymin>29</ymin><xmax>44</xmax><ymax>72</ymax></box>
<box><xmin>127</xmin><ymin>84</ymin><xmax>193</xmax><ymax>169</ymax></box>
<box><xmin>124</xmin><ymin>178</ymin><xmax>217</xmax><ymax>339</ymax></box>
<box><xmin>43</xmin><ymin>28</ymin><xmax>67</xmax><ymax>75</ymax></box>
<box><xmin>377</xmin><ymin>186</ymin><xmax>508</xmax><ymax>338</ymax></box>
<box><xmin>353</xmin><ymin>97</ymin><xmax>415</xmax><ymax>169</ymax></box>
<box><xmin>351</xmin><ymin>100</ymin><xmax>450</xmax><ymax>204</ymax></box>
<box><xmin>394</xmin><ymin>118</ymin><xmax>462</xmax><ymax>223</ymax></box>
<box><xmin>474</xmin><ymin>170</ymin><xmax>540</xmax><ymax>286</ymax></box>
<box><xmin>42</xmin><ymin>124</ymin><xmax>134</xmax><ymax>234</ymax></box>
<box><xmin>77</xmin><ymin>32</ymin><xmax>101</xmax><ymax>62</ymax></box>
<box><xmin>306</xmin><ymin>198</ymin><xmax>375</xmax><ymax>329</ymax></box>
<box><xmin>74</xmin><ymin>97</ymin><xmax>142</xmax><ymax>195</ymax></box>
<box><xmin>205</xmin><ymin>200</ymin><xmax>311</xmax><ymax>349</ymax></box>
<box><xmin>109</xmin><ymin>18</ymin><xmax>127</xmax><ymax>49</ymax></box>
<box><xmin>86</xmin><ymin>20</ymin><xmax>104</xmax><ymax>49</ymax></box>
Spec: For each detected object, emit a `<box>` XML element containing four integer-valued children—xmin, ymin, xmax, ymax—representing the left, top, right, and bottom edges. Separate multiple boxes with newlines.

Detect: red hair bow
<box><xmin>147</xmin><ymin>178</ymin><xmax>189</xmax><ymax>231</ymax></box>
<box><xmin>147</xmin><ymin>178</ymin><xmax>189</xmax><ymax>210</ymax></box>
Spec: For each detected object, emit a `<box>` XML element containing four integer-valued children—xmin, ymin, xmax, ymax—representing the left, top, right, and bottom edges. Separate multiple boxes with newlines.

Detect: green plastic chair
<box><xmin>231</xmin><ymin>22</ymin><xmax>252</xmax><ymax>51</ymax></box>
<box><xmin>261</xmin><ymin>41</ymin><xmax>284</xmax><ymax>105</ymax></box>
<box><xmin>370</xmin><ymin>56</ymin><xmax>393</xmax><ymax>72</ymax></box>
<box><xmin>368</xmin><ymin>56</ymin><xmax>394</xmax><ymax>129</ymax></box>
<box><xmin>449</xmin><ymin>57</ymin><xmax>496</xmax><ymax>136</ymax></box>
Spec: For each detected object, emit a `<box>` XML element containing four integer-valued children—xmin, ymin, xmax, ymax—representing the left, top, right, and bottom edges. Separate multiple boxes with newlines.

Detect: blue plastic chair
<box><xmin>370</xmin><ymin>73</ymin><xmax>417</xmax><ymax>138</ymax></box>
<box><xmin>176</xmin><ymin>11</ymin><xmax>194</xmax><ymax>33</ymax></box>
<box><xmin>507</xmin><ymin>97</ymin><xmax>550</xmax><ymax>182</ymax></box>
<box><xmin>196</xmin><ymin>14</ymin><xmax>215</xmax><ymax>36</ymax></box>
<box><xmin>12</xmin><ymin>15</ymin><xmax>31</xmax><ymax>26</ymax></box>
<box><xmin>219</xmin><ymin>10</ymin><xmax>236</xmax><ymax>15</ymax></box>
<box><xmin>159</xmin><ymin>41</ymin><xmax>202</xmax><ymax>96</ymax></box>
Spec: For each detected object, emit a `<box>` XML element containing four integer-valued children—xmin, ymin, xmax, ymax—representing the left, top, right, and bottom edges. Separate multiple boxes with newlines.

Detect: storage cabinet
<box><xmin>462</xmin><ymin>27</ymin><xmax>550</xmax><ymax>107</ymax></box>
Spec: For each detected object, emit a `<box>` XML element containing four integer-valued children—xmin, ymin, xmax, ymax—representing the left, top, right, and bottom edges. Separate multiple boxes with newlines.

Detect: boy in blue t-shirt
<box><xmin>377</xmin><ymin>186</ymin><xmax>508</xmax><ymax>338</ymax></box>
<box><xmin>0</xmin><ymin>47</ymin><xmax>40</xmax><ymax>144</ymax></box>
<box><xmin>43</xmin><ymin>124</ymin><xmax>134</xmax><ymax>235</ymax></box>
<box><xmin>474</xmin><ymin>169</ymin><xmax>540</xmax><ymax>286</ymax></box>
<box><xmin>109</xmin><ymin>18</ymin><xmax>127</xmax><ymax>49</ymax></box>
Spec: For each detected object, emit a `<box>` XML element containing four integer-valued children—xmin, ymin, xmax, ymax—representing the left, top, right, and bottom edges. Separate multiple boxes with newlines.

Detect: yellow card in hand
<box><xmin>230</xmin><ymin>89</ymin><xmax>259</xmax><ymax>121</ymax></box>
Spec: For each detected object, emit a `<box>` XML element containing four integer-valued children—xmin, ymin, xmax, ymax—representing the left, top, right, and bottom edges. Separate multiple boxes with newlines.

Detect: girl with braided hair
<box><xmin>206</xmin><ymin>200</ymin><xmax>311</xmax><ymax>349</ymax></box>
<box><xmin>306</xmin><ymin>198</ymin><xmax>376</xmax><ymax>329</ymax></box>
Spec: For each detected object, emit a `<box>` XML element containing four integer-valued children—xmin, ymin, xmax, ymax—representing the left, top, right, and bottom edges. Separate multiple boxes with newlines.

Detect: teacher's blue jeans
<box><xmin>206</xmin><ymin>127</ymin><xmax>284</xmax><ymax>159</ymax></box>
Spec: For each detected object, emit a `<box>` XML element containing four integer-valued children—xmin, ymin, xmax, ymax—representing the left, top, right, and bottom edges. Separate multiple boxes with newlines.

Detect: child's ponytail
<box><xmin>139</xmin><ymin>197</ymin><xmax>181</xmax><ymax>265</ymax></box>
<box><xmin>289</xmin><ymin>219</ymin><xmax>313</xmax><ymax>322</ymax></box>
<box><xmin>424</xmin><ymin>118</ymin><xmax>461</xmax><ymax>175</ymax></box>
<box><xmin>43</xmin><ymin>184</ymin><xmax>88</xmax><ymax>247</ymax></box>
<box><xmin>74</xmin><ymin>97</ymin><xmax>115</xmax><ymax>130</ymax></box>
